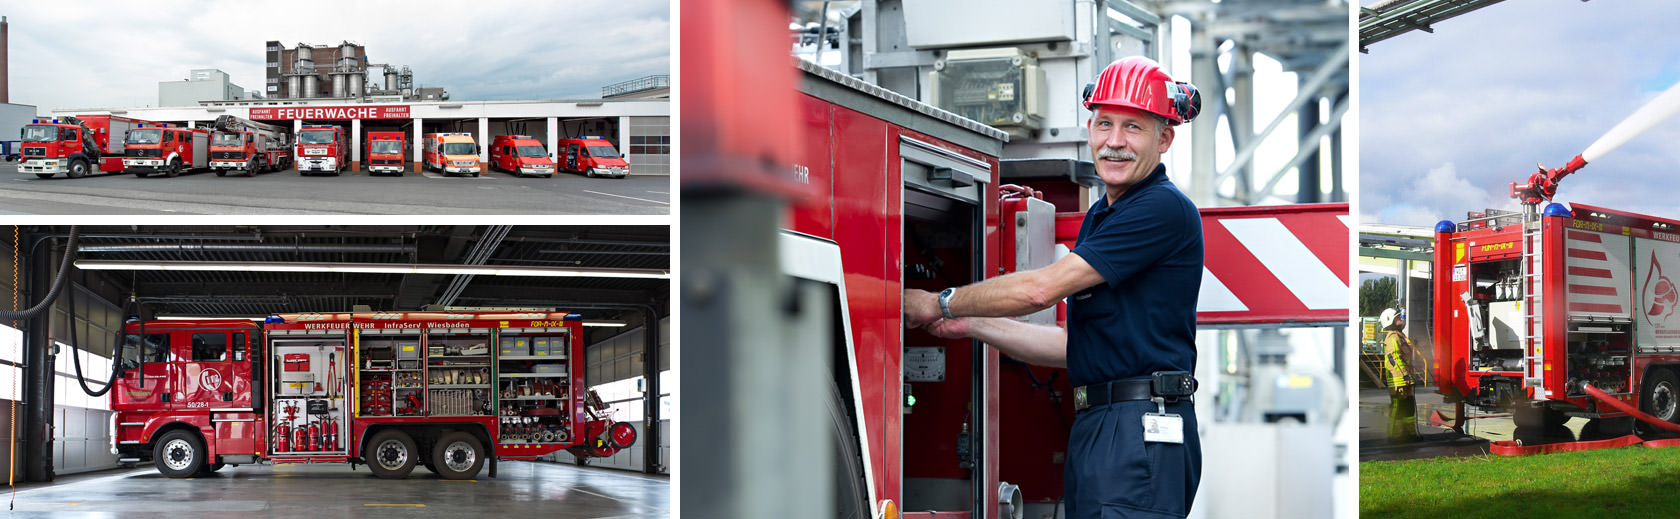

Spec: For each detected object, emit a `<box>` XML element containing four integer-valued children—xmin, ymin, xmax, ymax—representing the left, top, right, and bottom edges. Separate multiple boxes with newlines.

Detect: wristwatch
<box><xmin>938</xmin><ymin>287</ymin><xmax>956</xmax><ymax>319</ymax></box>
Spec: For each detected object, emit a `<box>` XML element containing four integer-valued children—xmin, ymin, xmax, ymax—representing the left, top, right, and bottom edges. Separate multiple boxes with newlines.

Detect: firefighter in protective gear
<box><xmin>1381</xmin><ymin>307</ymin><xmax>1419</xmax><ymax>442</ymax></box>
<box><xmin>904</xmin><ymin>56</ymin><xmax>1203</xmax><ymax>519</ymax></box>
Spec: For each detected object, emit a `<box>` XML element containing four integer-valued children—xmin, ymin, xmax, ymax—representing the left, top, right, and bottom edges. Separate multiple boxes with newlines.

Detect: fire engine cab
<box><xmin>18</xmin><ymin>115</ymin><xmax>159</xmax><ymax>179</ymax></box>
<box><xmin>123</xmin><ymin>126</ymin><xmax>211</xmax><ymax>178</ymax></box>
<box><xmin>296</xmin><ymin>125</ymin><xmax>350</xmax><ymax>175</ymax></box>
<box><xmin>111</xmin><ymin>312</ymin><xmax>636</xmax><ymax>479</ymax></box>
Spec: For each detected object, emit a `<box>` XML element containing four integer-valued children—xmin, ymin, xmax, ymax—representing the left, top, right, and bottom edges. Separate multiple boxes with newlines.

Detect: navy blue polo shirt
<box><xmin>1067</xmin><ymin>163</ymin><xmax>1202</xmax><ymax>388</ymax></box>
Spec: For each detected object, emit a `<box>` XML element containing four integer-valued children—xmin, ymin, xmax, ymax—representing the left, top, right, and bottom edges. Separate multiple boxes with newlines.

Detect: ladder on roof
<box><xmin>1520</xmin><ymin>208</ymin><xmax>1548</xmax><ymax>399</ymax></box>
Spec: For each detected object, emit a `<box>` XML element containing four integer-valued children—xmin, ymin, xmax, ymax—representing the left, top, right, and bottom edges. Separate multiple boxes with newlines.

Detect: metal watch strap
<box><xmin>938</xmin><ymin>287</ymin><xmax>956</xmax><ymax>319</ymax></box>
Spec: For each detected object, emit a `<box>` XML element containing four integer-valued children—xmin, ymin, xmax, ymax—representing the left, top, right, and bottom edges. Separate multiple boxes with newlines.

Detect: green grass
<box><xmin>1361</xmin><ymin>447</ymin><xmax>1680</xmax><ymax>518</ymax></box>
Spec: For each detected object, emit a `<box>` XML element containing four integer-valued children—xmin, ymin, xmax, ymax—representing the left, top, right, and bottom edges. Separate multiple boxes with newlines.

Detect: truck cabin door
<box><xmin>115</xmin><ymin>331</ymin><xmax>172</xmax><ymax>407</ymax></box>
<box><xmin>181</xmin><ymin>330</ymin><xmax>245</xmax><ymax>408</ymax></box>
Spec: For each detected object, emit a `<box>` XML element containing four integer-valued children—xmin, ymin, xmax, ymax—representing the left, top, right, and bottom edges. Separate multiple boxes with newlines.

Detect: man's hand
<box><xmin>923</xmin><ymin>318</ymin><xmax>972</xmax><ymax>339</ymax></box>
<box><xmin>904</xmin><ymin>288</ymin><xmax>943</xmax><ymax>329</ymax></box>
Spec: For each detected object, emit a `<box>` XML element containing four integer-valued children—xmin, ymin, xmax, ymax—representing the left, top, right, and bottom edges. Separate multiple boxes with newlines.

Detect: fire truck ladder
<box><xmin>1520</xmin><ymin>210</ymin><xmax>1547</xmax><ymax>398</ymax></box>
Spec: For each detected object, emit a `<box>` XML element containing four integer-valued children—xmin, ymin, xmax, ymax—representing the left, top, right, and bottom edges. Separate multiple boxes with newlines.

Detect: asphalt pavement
<box><xmin>0</xmin><ymin>163</ymin><xmax>670</xmax><ymax>215</ymax></box>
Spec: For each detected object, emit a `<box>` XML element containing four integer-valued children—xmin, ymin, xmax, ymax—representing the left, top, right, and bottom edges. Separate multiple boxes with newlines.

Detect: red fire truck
<box><xmin>18</xmin><ymin>115</ymin><xmax>160</xmax><ymax>179</ymax></box>
<box><xmin>296</xmin><ymin>124</ymin><xmax>349</xmax><ymax>175</ymax></box>
<box><xmin>776</xmin><ymin>60</ymin><xmax>1350</xmax><ymax>518</ymax></box>
<box><xmin>489</xmin><ymin>135</ymin><xmax>556</xmax><ymax>177</ymax></box>
<box><xmin>208</xmin><ymin>115</ymin><xmax>290</xmax><ymax>177</ymax></box>
<box><xmin>111</xmin><ymin>312</ymin><xmax>636</xmax><ymax>479</ymax></box>
<box><xmin>123</xmin><ymin>126</ymin><xmax>211</xmax><ymax>178</ymax></box>
<box><xmin>558</xmin><ymin>137</ymin><xmax>629</xmax><ymax>178</ymax></box>
<box><xmin>364</xmin><ymin>131</ymin><xmax>406</xmax><ymax>175</ymax></box>
<box><xmin>1431</xmin><ymin>202</ymin><xmax>1680</xmax><ymax>429</ymax></box>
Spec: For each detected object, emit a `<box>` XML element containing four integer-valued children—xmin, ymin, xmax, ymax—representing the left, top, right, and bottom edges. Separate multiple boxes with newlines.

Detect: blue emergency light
<box><xmin>564</xmin><ymin>313</ymin><xmax>583</xmax><ymax>321</ymax></box>
<box><xmin>1434</xmin><ymin>220</ymin><xmax>1455</xmax><ymax>233</ymax></box>
<box><xmin>265</xmin><ymin>315</ymin><xmax>286</xmax><ymax>324</ymax></box>
<box><xmin>1543</xmin><ymin>203</ymin><xmax>1572</xmax><ymax>218</ymax></box>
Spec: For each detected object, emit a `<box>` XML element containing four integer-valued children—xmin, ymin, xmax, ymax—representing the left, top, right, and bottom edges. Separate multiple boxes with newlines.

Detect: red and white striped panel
<box><xmin>1197</xmin><ymin>203</ymin><xmax>1349</xmax><ymax>325</ymax></box>
<box><xmin>1565</xmin><ymin>230</ymin><xmax>1631</xmax><ymax>319</ymax></box>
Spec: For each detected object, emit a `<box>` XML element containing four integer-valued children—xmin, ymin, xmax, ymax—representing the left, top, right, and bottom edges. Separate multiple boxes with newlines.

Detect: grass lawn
<box><xmin>1361</xmin><ymin>447</ymin><xmax>1680</xmax><ymax>518</ymax></box>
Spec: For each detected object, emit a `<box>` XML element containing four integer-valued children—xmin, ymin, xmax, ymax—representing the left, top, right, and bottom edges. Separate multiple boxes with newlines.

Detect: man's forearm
<box><xmin>949</xmin><ymin>270</ymin><xmax>1061</xmax><ymax>318</ymax></box>
<box><xmin>964</xmin><ymin>317</ymin><xmax>1068</xmax><ymax>368</ymax></box>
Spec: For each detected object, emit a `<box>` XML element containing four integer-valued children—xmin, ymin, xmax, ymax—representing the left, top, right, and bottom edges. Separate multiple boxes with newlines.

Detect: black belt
<box><xmin>1074</xmin><ymin>372</ymin><xmax>1196</xmax><ymax>412</ymax></box>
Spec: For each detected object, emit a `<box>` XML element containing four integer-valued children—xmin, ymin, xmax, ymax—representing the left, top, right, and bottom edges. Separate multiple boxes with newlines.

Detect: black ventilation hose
<box><xmin>0</xmin><ymin>227</ymin><xmax>80</xmax><ymax>321</ymax></box>
<box><xmin>65</xmin><ymin>284</ymin><xmax>122</xmax><ymax>397</ymax></box>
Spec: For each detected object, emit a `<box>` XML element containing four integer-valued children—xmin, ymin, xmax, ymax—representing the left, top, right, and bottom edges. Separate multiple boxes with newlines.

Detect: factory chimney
<box><xmin>2</xmin><ymin>16</ymin><xmax>9</xmax><ymax>103</ymax></box>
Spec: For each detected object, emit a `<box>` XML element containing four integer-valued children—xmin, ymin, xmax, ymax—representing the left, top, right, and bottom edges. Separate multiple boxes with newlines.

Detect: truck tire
<box><xmin>1513</xmin><ymin>404</ymin><xmax>1566</xmax><ymax>429</ymax></box>
<box><xmin>1641</xmin><ymin>368</ymin><xmax>1680</xmax><ymax>424</ymax></box>
<box><xmin>66</xmin><ymin>159</ymin><xmax>88</xmax><ymax>179</ymax></box>
<box><xmin>585</xmin><ymin>167</ymin><xmax>597</xmax><ymax>178</ymax></box>
<box><xmin>154</xmin><ymin>430</ymin><xmax>206</xmax><ymax>479</ymax></box>
<box><xmin>166</xmin><ymin>158</ymin><xmax>182</xmax><ymax>178</ymax></box>
<box><xmin>366</xmin><ymin>429</ymin><xmax>419</xmax><ymax>479</ymax></box>
<box><xmin>215</xmin><ymin>170</ymin><xmax>227</xmax><ymax>177</ymax></box>
<box><xmin>827</xmin><ymin>378</ymin><xmax>868</xmax><ymax>519</ymax></box>
<box><xmin>431</xmin><ymin>431</ymin><xmax>485</xmax><ymax>480</ymax></box>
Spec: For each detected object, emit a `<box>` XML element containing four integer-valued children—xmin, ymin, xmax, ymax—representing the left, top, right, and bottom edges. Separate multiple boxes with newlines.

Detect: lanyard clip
<box><xmin>1151</xmin><ymin>396</ymin><xmax>1166</xmax><ymax>415</ymax></box>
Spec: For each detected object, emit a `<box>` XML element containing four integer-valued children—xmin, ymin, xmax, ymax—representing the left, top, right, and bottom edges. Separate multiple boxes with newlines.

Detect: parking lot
<box><xmin>0</xmin><ymin>164</ymin><xmax>670</xmax><ymax>215</ymax></box>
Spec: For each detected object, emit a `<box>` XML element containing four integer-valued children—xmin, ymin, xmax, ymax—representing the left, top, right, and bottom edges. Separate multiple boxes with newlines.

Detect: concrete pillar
<box><xmin>350</xmin><ymin>118</ymin><xmax>361</xmax><ymax>172</ymax></box>
<box><xmin>477</xmin><ymin>117</ymin><xmax>489</xmax><ymax>163</ymax></box>
<box><xmin>546</xmin><ymin>117</ymin><xmax>558</xmax><ymax>163</ymax></box>
<box><xmin>1188</xmin><ymin>19</ymin><xmax>1218</xmax><ymax>206</ymax></box>
<box><xmin>293</xmin><ymin>119</ymin><xmax>302</xmax><ymax>134</ymax></box>
<box><xmin>618</xmin><ymin>116</ymin><xmax>631</xmax><ymax>150</ymax></box>
<box><xmin>413</xmin><ymin>118</ymin><xmax>424</xmax><ymax>172</ymax></box>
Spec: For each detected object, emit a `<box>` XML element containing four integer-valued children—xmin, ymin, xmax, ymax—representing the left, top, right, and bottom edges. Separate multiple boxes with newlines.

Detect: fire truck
<box><xmin>364</xmin><ymin>131</ymin><xmax>407</xmax><ymax>175</ymax></box>
<box><xmin>123</xmin><ymin>126</ymin><xmax>211</xmax><ymax>178</ymax></box>
<box><xmin>18</xmin><ymin>115</ymin><xmax>159</xmax><ymax>179</ymax></box>
<box><xmin>208</xmin><ymin>115</ymin><xmax>290</xmax><ymax>177</ymax></box>
<box><xmin>770</xmin><ymin>60</ymin><xmax>1350</xmax><ymax>519</ymax></box>
<box><xmin>488</xmin><ymin>135</ymin><xmax>556</xmax><ymax>177</ymax></box>
<box><xmin>111</xmin><ymin>312</ymin><xmax>637</xmax><ymax>479</ymax></box>
<box><xmin>423</xmin><ymin>133</ymin><xmax>482</xmax><ymax>176</ymax></box>
<box><xmin>557</xmin><ymin>137</ymin><xmax>629</xmax><ymax>178</ymax></box>
<box><xmin>1433</xmin><ymin>201</ymin><xmax>1680</xmax><ymax>429</ymax></box>
<box><xmin>296</xmin><ymin>124</ymin><xmax>349</xmax><ymax>175</ymax></box>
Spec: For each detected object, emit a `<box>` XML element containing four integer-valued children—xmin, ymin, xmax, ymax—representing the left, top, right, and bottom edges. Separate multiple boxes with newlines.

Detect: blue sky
<box><xmin>1360</xmin><ymin>1</ymin><xmax>1680</xmax><ymax>226</ymax></box>
<box><xmin>4</xmin><ymin>0</ymin><xmax>670</xmax><ymax>115</ymax></box>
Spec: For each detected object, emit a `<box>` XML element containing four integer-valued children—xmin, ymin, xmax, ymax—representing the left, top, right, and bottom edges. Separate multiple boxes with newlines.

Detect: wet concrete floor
<box><xmin>0</xmin><ymin>460</ymin><xmax>668</xmax><ymax>518</ymax></box>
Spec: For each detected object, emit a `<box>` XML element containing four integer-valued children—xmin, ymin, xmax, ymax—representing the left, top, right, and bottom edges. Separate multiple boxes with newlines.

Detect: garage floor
<box><xmin>2</xmin><ymin>460</ymin><xmax>668</xmax><ymax>517</ymax></box>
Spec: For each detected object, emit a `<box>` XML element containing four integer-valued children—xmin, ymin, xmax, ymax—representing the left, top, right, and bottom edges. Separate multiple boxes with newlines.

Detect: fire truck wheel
<box><xmin>431</xmin><ymin>431</ymin><xmax>484</xmax><ymax>480</ymax></box>
<box><xmin>166</xmin><ymin>158</ymin><xmax>182</xmax><ymax>178</ymax></box>
<box><xmin>366</xmin><ymin>429</ymin><xmax>419</xmax><ymax>479</ymax></box>
<box><xmin>215</xmin><ymin>170</ymin><xmax>227</xmax><ymax>177</ymax></box>
<box><xmin>1641</xmin><ymin>368</ymin><xmax>1680</xmax><ymax>424</ymax></box>
<box><xmin>585</xmin><ymin>168</ymin><xmax>597</xmax><ymax>178</ymax></box>
<box><xmin>66</xmin><ymin>160</ymin><xmax>88</xmax><ymax>178</ymax></box>
<box><xmin>826</xmin><ymin>378</ymin><xmax>868</xmax><ymax>519</ymax></box>
<box><xmin>153</xmin><ymin>430</ymin><xmax>206</xmax><ymax>479</ymax></box>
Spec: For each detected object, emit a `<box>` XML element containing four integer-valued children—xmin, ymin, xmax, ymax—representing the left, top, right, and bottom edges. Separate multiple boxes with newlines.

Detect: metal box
<box><xmin>929</xmin><ymin>48</ymin><xmax>1047</xmax><ymax>139</ymax></box>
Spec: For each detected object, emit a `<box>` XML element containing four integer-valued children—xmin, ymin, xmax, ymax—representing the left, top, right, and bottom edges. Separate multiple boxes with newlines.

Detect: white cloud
<box><xmin>4</xmin><ymin>0</ymin><xmax>670</xmax><ymax>114</ymax></box>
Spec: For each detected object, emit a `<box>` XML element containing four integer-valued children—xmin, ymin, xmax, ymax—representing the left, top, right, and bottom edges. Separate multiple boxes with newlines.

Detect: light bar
<box><xmin>73</xmin><ymin>260</ymin><xmax>669</xmax><ymax>279</ymax></box>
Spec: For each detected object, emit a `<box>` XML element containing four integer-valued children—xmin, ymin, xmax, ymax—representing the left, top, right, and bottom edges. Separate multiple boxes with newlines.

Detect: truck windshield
<box><xmin>370</xmin><ymin>141</ymin><xmax>403</xmax><ymax>154</ymax></box>
<box><xmin>21</xmin><ymin>125</ymin><xmax>58</xmax><ymax>142</ymax></box>
<box><xmin>442</xmin><ymin>143</ymin><xmax>475</xmax><ymax>156</ymax></box>
<box><xmin>127</xmin><ymin>129</ymin><xmax>162</xmax><ymax>145</ymax></box>
<box><xmin>118</xmin><ymin>333</ymin><xmax>171</xmax><ymax>371</ymax></box>
<box><xmin>586</xmin><ymin>146</ymin><xmax>620</xmax><ymax>159</ymax></box>
<box><xmin>211</xmin><ymin>133</ymin><xmax>243</xmax><ymax>147</ymax></box>
<box><xmin>298</xmin><ymin>131</ymin><xmax>336</xmax><ymax>144</ymax></box>
<box><xmin>516</xmin><ymin>145</ymin><xmax>547</xmax><ymax>157</ymax></box>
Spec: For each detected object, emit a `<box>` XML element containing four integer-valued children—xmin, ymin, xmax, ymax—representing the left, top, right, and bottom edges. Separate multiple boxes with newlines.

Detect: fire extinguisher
<box><xmin>307</xmin><ymin>420</ymin><xmax>321</xmax><ymax>452</ymax></box>
<box><xmin>274</xmin><ymin>421</ymin><xmax>290</xmax><ymax>452</ymax></box>
<box><xmin>297</xmin><ymin>423</ymin><xmax>311</xmax><ymax>452</ymax></box>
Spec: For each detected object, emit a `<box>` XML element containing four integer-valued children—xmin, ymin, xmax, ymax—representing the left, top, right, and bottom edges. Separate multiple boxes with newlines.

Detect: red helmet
<box><xmin>1082</xmin><ymin>56</ymin><xmax>1200</xmax><ymax>126</ymax></box>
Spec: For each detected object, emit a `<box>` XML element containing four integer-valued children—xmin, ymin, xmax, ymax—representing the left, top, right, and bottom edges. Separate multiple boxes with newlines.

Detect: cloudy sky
<box><xmin>1361</xmin><ymin>1</ymin><xmax>1680</xmax><ymax>227</ymax></box>
<box><xmin>4</xmin><ymin>0</ymin><xmax>670</xmax><ymax>115</ymax></box>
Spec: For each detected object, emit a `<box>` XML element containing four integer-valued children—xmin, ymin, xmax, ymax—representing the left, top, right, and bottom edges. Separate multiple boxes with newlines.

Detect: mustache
<box><xmin>1096</xmin><ymin>147</ymin><xmax>1137</xmax><ymax>162</ymax></box>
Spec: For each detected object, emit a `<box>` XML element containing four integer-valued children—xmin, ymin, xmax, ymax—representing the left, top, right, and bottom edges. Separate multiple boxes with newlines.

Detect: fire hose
<box><xmin>1489</xmin><ymin>384</ymin><xmax>1680</xmax><ymax>456</ymax></box>
<box><xmin>0</xmin><ymin>227</ymin><xmax>78</xmax><ymax>321</ymax></box>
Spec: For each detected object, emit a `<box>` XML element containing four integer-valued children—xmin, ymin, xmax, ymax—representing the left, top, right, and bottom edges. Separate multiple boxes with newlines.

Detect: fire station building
<box><xmin>49</xmin><ymin>98</ymin><xmax>670</xmax><ymax>175</ymax></box>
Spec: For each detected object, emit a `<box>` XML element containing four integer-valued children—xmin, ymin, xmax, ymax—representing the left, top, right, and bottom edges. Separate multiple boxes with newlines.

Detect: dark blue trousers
<box><xmin>1064</xmin><ymin>399</ymin><xmax>1200</xmax><ymax>519</ymax></box>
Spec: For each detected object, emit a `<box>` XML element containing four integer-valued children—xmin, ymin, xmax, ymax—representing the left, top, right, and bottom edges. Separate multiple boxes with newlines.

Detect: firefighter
<box><xmin>904</xmin><ymin>56</ymin><xmax>1202</xmax><ymax>519</ymax></box>
<box><xmin>1380</xmin><ymin>307</ymin><xmax>1419</xmax><ymax>442</ymax></box>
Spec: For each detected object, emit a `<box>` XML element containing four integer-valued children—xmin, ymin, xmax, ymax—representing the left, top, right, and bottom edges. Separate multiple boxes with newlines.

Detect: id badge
<box><xmin>1142</xmin><ymin>413</ymin><xmax>1184</xmax><ymax>444</ymax></box>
